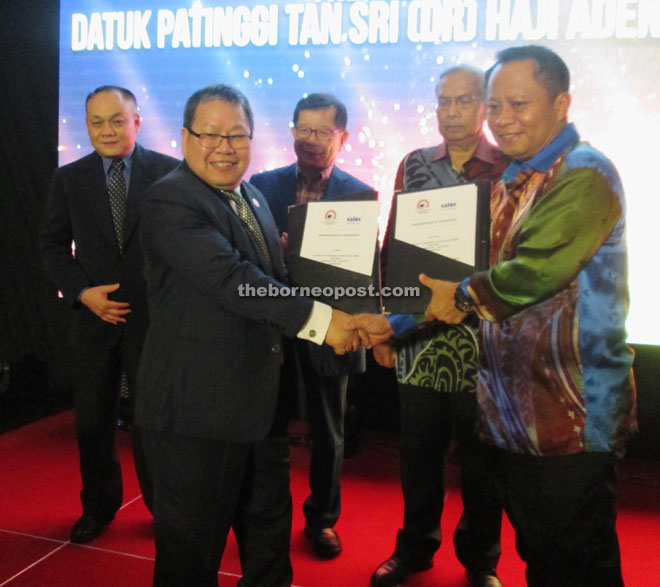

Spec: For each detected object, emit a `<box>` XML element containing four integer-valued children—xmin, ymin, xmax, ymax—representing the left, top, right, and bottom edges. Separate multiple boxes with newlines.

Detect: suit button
<box><xmin>271</xmin><ymin>344</ymin><xmax>281</xmax><ymax>353</ymax></box>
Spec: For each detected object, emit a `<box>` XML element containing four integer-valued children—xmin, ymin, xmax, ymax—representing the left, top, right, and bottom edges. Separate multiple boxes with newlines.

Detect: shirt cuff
<box><xmin>297</xmin><ymin>301</ymin><xmax>332</xmax><ymax>345</ymax></box>
<box><xmin>459</xmin><ymin>278</ymin><xmax>473</xmax><ymax>301</ymax></box>
<box><xmin>386</xmin><ymin>314</ymin><xmax>418</xmax><ymax>338</ymax></box>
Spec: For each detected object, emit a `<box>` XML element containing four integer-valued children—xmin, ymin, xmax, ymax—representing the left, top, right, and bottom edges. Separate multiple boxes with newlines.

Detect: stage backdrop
<box><xmin>59</xmin><ymin>0</ymin><xmax>660</xmax><ymax>345</ymax></box>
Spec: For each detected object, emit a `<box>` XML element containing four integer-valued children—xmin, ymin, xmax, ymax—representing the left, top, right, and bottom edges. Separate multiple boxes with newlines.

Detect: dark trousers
<box><xmin>302</xmin><ymin>372</ymin><xmax>348</xmax><ymax>530</ymax></box>
<box><xmin>142</xmin><ymin>428</ymin><xmax>293</xmax><ymax>587</ymax></box>
<box><xmin>395</xmin><ymin>384</ymin><xmax>502</xmax><ymax>574</ymax></box>
<box><xmin>495</xmin><ymin>450</ymin><xmax>624</xmax><ymax>587</ymax></box>
<box><xmin>71</xmin><ymin>333</ymin><xmax>152</xmax><ymax>518</ymax></box>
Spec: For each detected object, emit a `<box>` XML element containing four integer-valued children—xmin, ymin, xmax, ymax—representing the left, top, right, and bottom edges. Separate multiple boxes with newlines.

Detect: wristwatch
<box><xmin>454</xmin><ymin>284</ymin><xmax>475</xmax><ymax>313</ymax></box>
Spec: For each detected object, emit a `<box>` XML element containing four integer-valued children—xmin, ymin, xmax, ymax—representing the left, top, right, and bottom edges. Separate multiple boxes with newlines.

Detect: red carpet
<box><xmin>1</xmin><ymin>411</ymin><xmax>658</xmax><ymax>586</ymax></box>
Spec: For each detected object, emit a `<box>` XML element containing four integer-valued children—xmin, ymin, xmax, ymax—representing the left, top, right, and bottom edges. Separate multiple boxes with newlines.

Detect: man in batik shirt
<box><xmin>420</xmin><ymin>46</ymin><xmax>636</xmax><ymax>587</ymax></box>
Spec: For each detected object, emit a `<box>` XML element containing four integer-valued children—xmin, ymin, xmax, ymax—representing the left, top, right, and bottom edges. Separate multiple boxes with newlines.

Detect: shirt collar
<box><xmin>295</xmin><ymin>163</ymin><xmax>333</xmax><ymax>183</ymax></box>
<box><xmin>430</xmin><ymin>134</ymin><xmax>500</xmax><ymax>165</ymax></box>
<box><xmin>180</xmin><ymin>160</ymin><xmax>243</xmax><ymax>199</ymax></box>
<box><xmin>101</xmin><ymin>145</ymin><xmax>136</xmax><ymax>176</ymax></box>
<box><xmin>502</xmin><ymin>123</ymin><xmax>579</xmax><ymax>183</ymax></box>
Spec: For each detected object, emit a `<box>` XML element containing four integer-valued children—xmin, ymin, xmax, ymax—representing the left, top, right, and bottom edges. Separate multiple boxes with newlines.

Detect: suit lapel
<box><xmin>210</xmin><ymin>181</ymin><xmax>275</xmax><ymax>277</ymax></box>
<box><xmin>84</xmin><ymin>153</ymin><xmax>118</xmax><ymax>249</ymax></box>
<box><xmin>324</xmin><ymin>167</ymin><xmax>347</xmax><ymax>202</ymax></box>
<box><xmin>124</xmin><ymin>144</ymin><xmax>150</xmax><ymax>248</ymax></box>
<box><xmin>271</xmin><ymin>165</ymin><xmax>297</xmax><ymax>233</ymax></box>
<box><xmin>242</xmin><ymin>182</ymin><xmax>284</xmax><ymax>278</ymax></box>
<box><xmin>279</xmin><ymin>165</ymin><xmax>297</xmax><ymax>208</ymax></box>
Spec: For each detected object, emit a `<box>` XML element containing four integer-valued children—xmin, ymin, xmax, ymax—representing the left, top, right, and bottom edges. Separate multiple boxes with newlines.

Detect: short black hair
<box><xmin>183</xmin><ymin>84</ymin><xmax>254</xmax><ymax>134</ymax></box>
<box><xmin>486</xmin><ymin>45</ymin><xmax>570</xmax><ymax>99</ymax></box>
<box><xmin>86</xmin><ymin>86</ymin><xmax>137</xmax><ymax>107</ymax></box>
<box><xmin>293</xmin><ymin>93</ymin><xmax>347</xmax><ymax>130</ymax></box>
<box><xmin>437</xmin><ymin>65</ymin><xmax>486</xmax><ymax>98</ymax></box>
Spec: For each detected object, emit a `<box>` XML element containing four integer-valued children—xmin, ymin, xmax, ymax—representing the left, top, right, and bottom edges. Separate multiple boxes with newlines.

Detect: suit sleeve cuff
<box><xmin>297</xmin><ymin>301</ymin><xmax>332</xmax><ymax>345</ymax></box>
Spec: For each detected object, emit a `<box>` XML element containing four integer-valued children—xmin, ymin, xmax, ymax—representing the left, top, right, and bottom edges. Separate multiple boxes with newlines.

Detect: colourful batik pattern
<box><xmin>467</xmin><ymin>125</ymin><xmax>636</xmax><ymax>456</ymax></box>
<box><xmin>387</xmin><ymin>139</ymin><xmax>508</xmax><ymax>394</ymax></box>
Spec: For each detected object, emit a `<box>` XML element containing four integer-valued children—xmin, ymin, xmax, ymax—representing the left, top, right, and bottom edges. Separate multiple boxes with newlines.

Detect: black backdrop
<box><xmin>0</xmin><ymin>0</ymin><xmax>72</xmax><ymax>431</ymax></box>
<box><xmin>0</xmin><ymin>1</ymin><xmax>657</xmax><ymax>458</ymax></box>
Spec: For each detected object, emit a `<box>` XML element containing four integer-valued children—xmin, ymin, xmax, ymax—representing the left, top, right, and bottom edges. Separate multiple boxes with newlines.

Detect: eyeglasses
<box><xmin>186</xmin><ymin>128</ymin><xmax>252</xmax><ymax>150</ymax></box>
<box><xmin>294</xmin><ymin>127</ymin><xmax>341</xmax><ymax>142</ymax></box>
<box><xmin>437</xmin><ymin>95</ymin><xmax>481</xmax><ymax>110</ymax></box>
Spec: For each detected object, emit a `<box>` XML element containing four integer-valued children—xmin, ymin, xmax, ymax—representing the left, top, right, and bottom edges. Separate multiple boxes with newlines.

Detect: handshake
<box><xmin>324</xmin><ymin>275</ymin><xmax>467</xmax><ymax>367</ymax></box>
<box><xmin>324</xmin><ymin>309</ymin><xmax>394</xmax><ymax>355</ymax></box>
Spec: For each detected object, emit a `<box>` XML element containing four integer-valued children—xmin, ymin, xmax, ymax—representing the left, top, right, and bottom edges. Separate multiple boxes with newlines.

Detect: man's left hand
<box><xmin>419</xmin><ymin>274</ymin><xmax>467</xmax><ymax>324</ymax></box>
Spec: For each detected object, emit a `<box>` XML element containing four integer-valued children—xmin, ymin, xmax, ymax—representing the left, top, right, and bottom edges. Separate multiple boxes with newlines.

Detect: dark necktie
<box><xmin>108</xmin><ymin>158</ymin><xmax>127</xmax><ymax>251</ymax></box>
<box><xmin>219</xmin><ymin>189</ymin><xmax>272</xmax><ymax>274</ymax></box>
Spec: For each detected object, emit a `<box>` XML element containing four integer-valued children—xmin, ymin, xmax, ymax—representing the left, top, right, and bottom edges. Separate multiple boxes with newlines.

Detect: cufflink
<box><xmin>308</xmin><ymin>329</ymin><xmax>317</xmax><ymax>338</ymax></box>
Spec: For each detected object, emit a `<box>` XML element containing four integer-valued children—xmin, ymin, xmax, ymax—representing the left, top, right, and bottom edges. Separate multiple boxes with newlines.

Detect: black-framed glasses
<box><xmin>293</xmin><ymin>127</ymin><xmax>341</xmax><ymax>142</ymax></box>
<box><xmin>437</xmin><ymin>95</ymin><xmax>481</xmax><ymax>110</ymax></box>
<box><xmin>186</xmin><ymin>128</ymin><xmax>252</xmax><ymax>150</ymax></box>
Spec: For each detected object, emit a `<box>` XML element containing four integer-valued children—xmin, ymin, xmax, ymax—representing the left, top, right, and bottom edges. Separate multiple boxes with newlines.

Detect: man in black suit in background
<box><xmin>250</xmin><ymin>94</ymin><xmax>374</xmax><ymax>559</ymax></box>
<box><xmin>40</xmin><ymin>86</ymin><xmax>179</xmax><ymax>543</ymax></box>
<box><xmin>136</xmin><ymin>84</ymin><xmax>364</xmax><ymax>587</ymax></box>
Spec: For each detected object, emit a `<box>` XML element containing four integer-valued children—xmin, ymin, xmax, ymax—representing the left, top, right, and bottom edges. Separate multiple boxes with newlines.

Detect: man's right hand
<box><xmin>346</xmin><ymin>313</ymin><xmax>394</xmax><ymax>347</ymax></box>
<box><xmin>324</xmin><ymin>309</ymin><xmax>370</xmax><ymax>355</ymax></box>
<box><xmin>80</xmin><ymin>283</ymin><xmax>131</xmax><ymax>324</ymax></box>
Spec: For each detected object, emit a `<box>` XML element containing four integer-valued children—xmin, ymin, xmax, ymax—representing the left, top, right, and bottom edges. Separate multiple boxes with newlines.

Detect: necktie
<box><xmin>219</xmin><ymin>189</ymin><xmax>272</xmax><ymax>274</ymax></box>
<box><xmin>108</xmin><ymin>159</ymin><xmax>127</xmax><ymax>251</ymax></box>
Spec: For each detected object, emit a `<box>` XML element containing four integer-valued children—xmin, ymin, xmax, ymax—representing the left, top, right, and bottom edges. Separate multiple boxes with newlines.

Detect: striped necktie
<box><xmin>108</xmin><ymin>158</ymin><xmax>127</xmax><ymax>251</ymax></box>
<box><xmin>219</xmin><ymin>189</ymin><xmax>272</xmax><ymax>274</ymax></box>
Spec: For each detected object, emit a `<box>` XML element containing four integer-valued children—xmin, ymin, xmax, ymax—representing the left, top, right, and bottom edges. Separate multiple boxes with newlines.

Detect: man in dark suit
<box><xmin>136</xmin><ymin>84</ymin><xmax>364</xmax><ymax>587</ymax></box>
<box><xmin>250</xmin><ymin>93</ymin><xmax>375</xmax><ymax>559</ymax></box>
<box><xmin>40</xmin><ymin>86</ymin><xmax>179</xmax><ymax>544</ymax></box>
